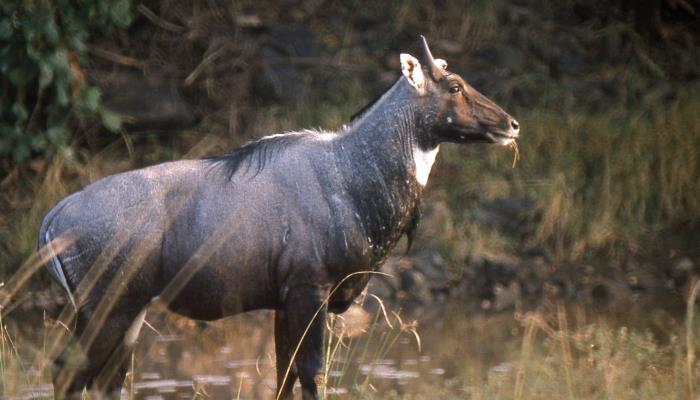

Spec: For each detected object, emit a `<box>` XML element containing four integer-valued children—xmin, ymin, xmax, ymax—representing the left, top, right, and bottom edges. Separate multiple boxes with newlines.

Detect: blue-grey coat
<box><xmin>38</xmin><ymin>37</ymin><xmax>519</xmax><ymax>400</ymax></box>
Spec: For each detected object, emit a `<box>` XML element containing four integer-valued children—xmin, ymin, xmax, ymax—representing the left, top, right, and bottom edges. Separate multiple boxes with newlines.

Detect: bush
<box><xmin>0</xmin><ymin>0</ymin><xmax>133</xmax><ymax>162</ymax></box>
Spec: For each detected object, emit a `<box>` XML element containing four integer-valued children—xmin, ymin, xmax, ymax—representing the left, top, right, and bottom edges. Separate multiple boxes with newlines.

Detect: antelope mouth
<box><xmin>486</xmin><ymin>130</ymin><xmax>518</xmax><ymax>146</ymax></box>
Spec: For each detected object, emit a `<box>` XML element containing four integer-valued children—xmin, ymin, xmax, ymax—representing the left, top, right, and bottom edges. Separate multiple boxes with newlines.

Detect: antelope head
<box><xmin>401</xmin><ymin>36</ymin><xmax>519</xmax><ymax>146</ymax></box>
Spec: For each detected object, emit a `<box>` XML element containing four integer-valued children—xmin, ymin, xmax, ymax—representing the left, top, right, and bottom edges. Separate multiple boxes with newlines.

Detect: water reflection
<box><xmin>8</xmin><ymin>298</ymin><xmax>689</xmax><ymax>399</ymax></box>
<box><xmin>129</xmin><ymin>307</ymin><xmax>450</xmax><ymax>399</ymax></box>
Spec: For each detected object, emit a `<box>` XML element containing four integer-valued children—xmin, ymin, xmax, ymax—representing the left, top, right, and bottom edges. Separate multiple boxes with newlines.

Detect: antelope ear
<box><xmin>400</xmin><ymin>53</ymin><xmax>425</xmax><ymax>91</ymax></box>
<box><xmin>435</xmin><ymin>58</ymin><xmax>447</xmax><ymax>71</ymax></box>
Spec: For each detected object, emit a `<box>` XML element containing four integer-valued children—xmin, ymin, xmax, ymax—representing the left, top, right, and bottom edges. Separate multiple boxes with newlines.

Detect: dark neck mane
<box><xmin>205</xmin><ymin>132</ymin><xmax>308</xmax><ymax>180</ymax></box>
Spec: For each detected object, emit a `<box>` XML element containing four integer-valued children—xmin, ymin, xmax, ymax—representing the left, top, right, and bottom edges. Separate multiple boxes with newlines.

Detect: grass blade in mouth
<box><xmin>510</xmin><ymin>140</ymin><xmax>520</xmax><ymax>169</ymax></box>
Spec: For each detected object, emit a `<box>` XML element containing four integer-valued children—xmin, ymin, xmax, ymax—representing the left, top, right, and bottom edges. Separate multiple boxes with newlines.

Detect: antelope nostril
<box><xmin>511</xmin><ymin>120</ymin><xmax>519</xmax><ymax>131</ymax></box>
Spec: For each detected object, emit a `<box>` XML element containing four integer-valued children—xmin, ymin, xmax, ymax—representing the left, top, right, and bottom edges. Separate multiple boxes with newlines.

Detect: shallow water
<box><xmin>129</xmin><ymin>308</ymin><xmax>452</xmax><ymax>399</ymax></box>
<box><xmin>7</xmin><ymin>296</ymin><xmax>686</xmax><ymax>399</ymax></box>
<box><xmin>7</xmin><ymin>304</ymin><xmax>498</xmax><ymax>399</ymax></box>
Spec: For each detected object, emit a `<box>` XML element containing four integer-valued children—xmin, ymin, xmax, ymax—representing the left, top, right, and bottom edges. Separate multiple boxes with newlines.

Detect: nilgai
<box><xmin>39</xmin><ymin>36</ymin><xmax>519</xmax><ymax>399</ymax></box>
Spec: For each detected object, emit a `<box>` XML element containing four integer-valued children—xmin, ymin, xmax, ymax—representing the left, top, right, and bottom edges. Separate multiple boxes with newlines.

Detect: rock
<box><xmin>470</xmin><ymin>197</ymin><xmax>534</xmax><ymax>232</ymax></box>
<box><xmin>670</xmin><ymin>257</ymin><xmax>695</xmax><ymax>287</ymax></box>
<box><xmin>397</xmin><ymin>260</ymin><xmax>432</xmax><ymax>305</ymax></box>
<box><xmin>98</xmin><ymin>71</ymin><xmax>196</xmax><ymax>131</ymax></box>
<box><xmin>543</xmin><ymin>279</ymin><xmax>567</xmax><ymax>298</ymax></box>
<box><xmin>413</xmin><ymin>252</ymin><xmax>450</xmax><ymax>292</ymax></box>
<box><xmin>482</xmin><ymin>258</ymin><xmax>519</xmax><ymax>286</ymax></box>
<box><xmin>255</xmin><ymin>25</ymin><xmax>316</xmax><ymax>103</ymax></box>
<box><xmin>460</xmin><ymin>257</ymin><xmax>520</xmax><ymax>311</ymax></box>
<box><xmin>493</xmin><ymin>281</ymin><xmax>521</xmax><ymax>311</ymax></box>
<box><xmin>591</xmin><ymin>283</ymin><xmax>611</xmax><ymax>304</ymax></box>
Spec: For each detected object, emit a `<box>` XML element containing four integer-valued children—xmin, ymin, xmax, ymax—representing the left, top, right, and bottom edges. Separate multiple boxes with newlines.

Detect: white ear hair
<box><xmin>400</xmin><ymin>53</ymin><xmax>425</xmax><ymax>91</ymax></box>
<box><xmin>435</xmin><ymin>58</ymin><xmax>447</xmax><ymax>70</ymax></box>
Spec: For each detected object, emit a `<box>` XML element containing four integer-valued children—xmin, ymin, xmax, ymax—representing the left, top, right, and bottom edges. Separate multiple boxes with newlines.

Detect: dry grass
<box><xmin>521</xmin><ymin>90</ymin><xmax>700</xmax><ymax>260</ymax></box>
<box><xmin>1</xmin><ymin>267</ymin><xmax>700</xmax><ymax>400</ymax></box>
<box><xmin>0</xmin><ymin>2</ymin><xmax>697</xmax><ymax>400</ymax></box>
<box><xmin>0</xmin><ymin>66</ymin><xmax>697</xmax><ymax>400</ymax></box>
<box><xmin>435</xmin><ymin>84</ymin><xmax>700</xmax><ymax>264</ymax></box>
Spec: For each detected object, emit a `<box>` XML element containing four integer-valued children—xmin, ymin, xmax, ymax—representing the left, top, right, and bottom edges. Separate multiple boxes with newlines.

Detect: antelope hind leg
<box><xmin>277</xmin><ymin>286</ymin><xmax>328</xmax><ymax>400</ymax></box>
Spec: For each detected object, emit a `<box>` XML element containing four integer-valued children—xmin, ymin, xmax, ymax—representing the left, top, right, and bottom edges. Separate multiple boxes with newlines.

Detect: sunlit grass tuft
<box><xmin>321</xmin><ymin>296</ymin><xmax>421</xmax><ymax>398</ymax></box>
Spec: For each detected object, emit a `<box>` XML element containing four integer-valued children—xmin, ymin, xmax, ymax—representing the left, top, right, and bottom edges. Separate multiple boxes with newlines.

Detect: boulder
<box><xmin>255</xmin><ymin>25</ymin><xmax>316</xmax><ymax>103</ymax></box>
<box><xmin>98</xmin><ymin>71</ymin><xmax>197</xmax><ymax>131</ymax></box>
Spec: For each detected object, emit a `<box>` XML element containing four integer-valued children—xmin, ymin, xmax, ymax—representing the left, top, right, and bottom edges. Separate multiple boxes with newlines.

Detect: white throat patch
<box><xmin>413</xmin><ymin>145</ymin><xmax>440</xmax><ymax>186</ymax></box>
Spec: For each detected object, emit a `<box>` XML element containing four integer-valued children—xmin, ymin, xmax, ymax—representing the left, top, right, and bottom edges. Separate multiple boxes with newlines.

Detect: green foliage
<box><xmin>0</xmin><ymin>0</ymin><xmax>134</xmax><ymax>162</ymax></box>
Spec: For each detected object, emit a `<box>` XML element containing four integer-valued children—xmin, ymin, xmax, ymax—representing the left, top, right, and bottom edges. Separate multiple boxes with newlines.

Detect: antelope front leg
<box><xmin>276</xmin><ymin>285</ymin><xmax>327</xmax><ymax>400</ymax></box>
<box><xmin>274</xmin><ymin>310</ymin><xmax>297</xmax><ymax>400</ymax></box>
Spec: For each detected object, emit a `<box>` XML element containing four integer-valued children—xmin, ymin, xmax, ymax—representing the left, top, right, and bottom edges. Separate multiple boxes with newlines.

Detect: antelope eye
<box><xmin>449</xmin><ymin>86</ymin><xmax>461</xmax><ymax>94</ymax></box>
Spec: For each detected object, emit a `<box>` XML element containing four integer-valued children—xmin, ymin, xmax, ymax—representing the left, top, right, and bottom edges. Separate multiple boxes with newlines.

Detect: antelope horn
<box><xmin>419</xmin><ymin>35</ymin><xmax>444</xmax><ymax>81</ymax></box>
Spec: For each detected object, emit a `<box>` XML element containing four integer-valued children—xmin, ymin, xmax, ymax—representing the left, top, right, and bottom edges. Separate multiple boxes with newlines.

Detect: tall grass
<box><xmin>321</xmin><ymin>297</ymin><xmax>421</xmax><ymax>398</ymax></box>
<box><xmin>437</xmin><ymin>85</ymin><xmax>700</xmax><ymax>262</ymax></box>
<box><xmin>1</xmin><ymin>294</ymin><xmax>700</xmax><ymax>399</ymax></box>
<box><xmin>523</xmin><ymin>89</ymin><xmax>700</xmax><ymax>259</ymax></box>
<box><xmin>457</xmin><ymin>304</ymin><xmax>700</xmax><ymax>400</ymax></box>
